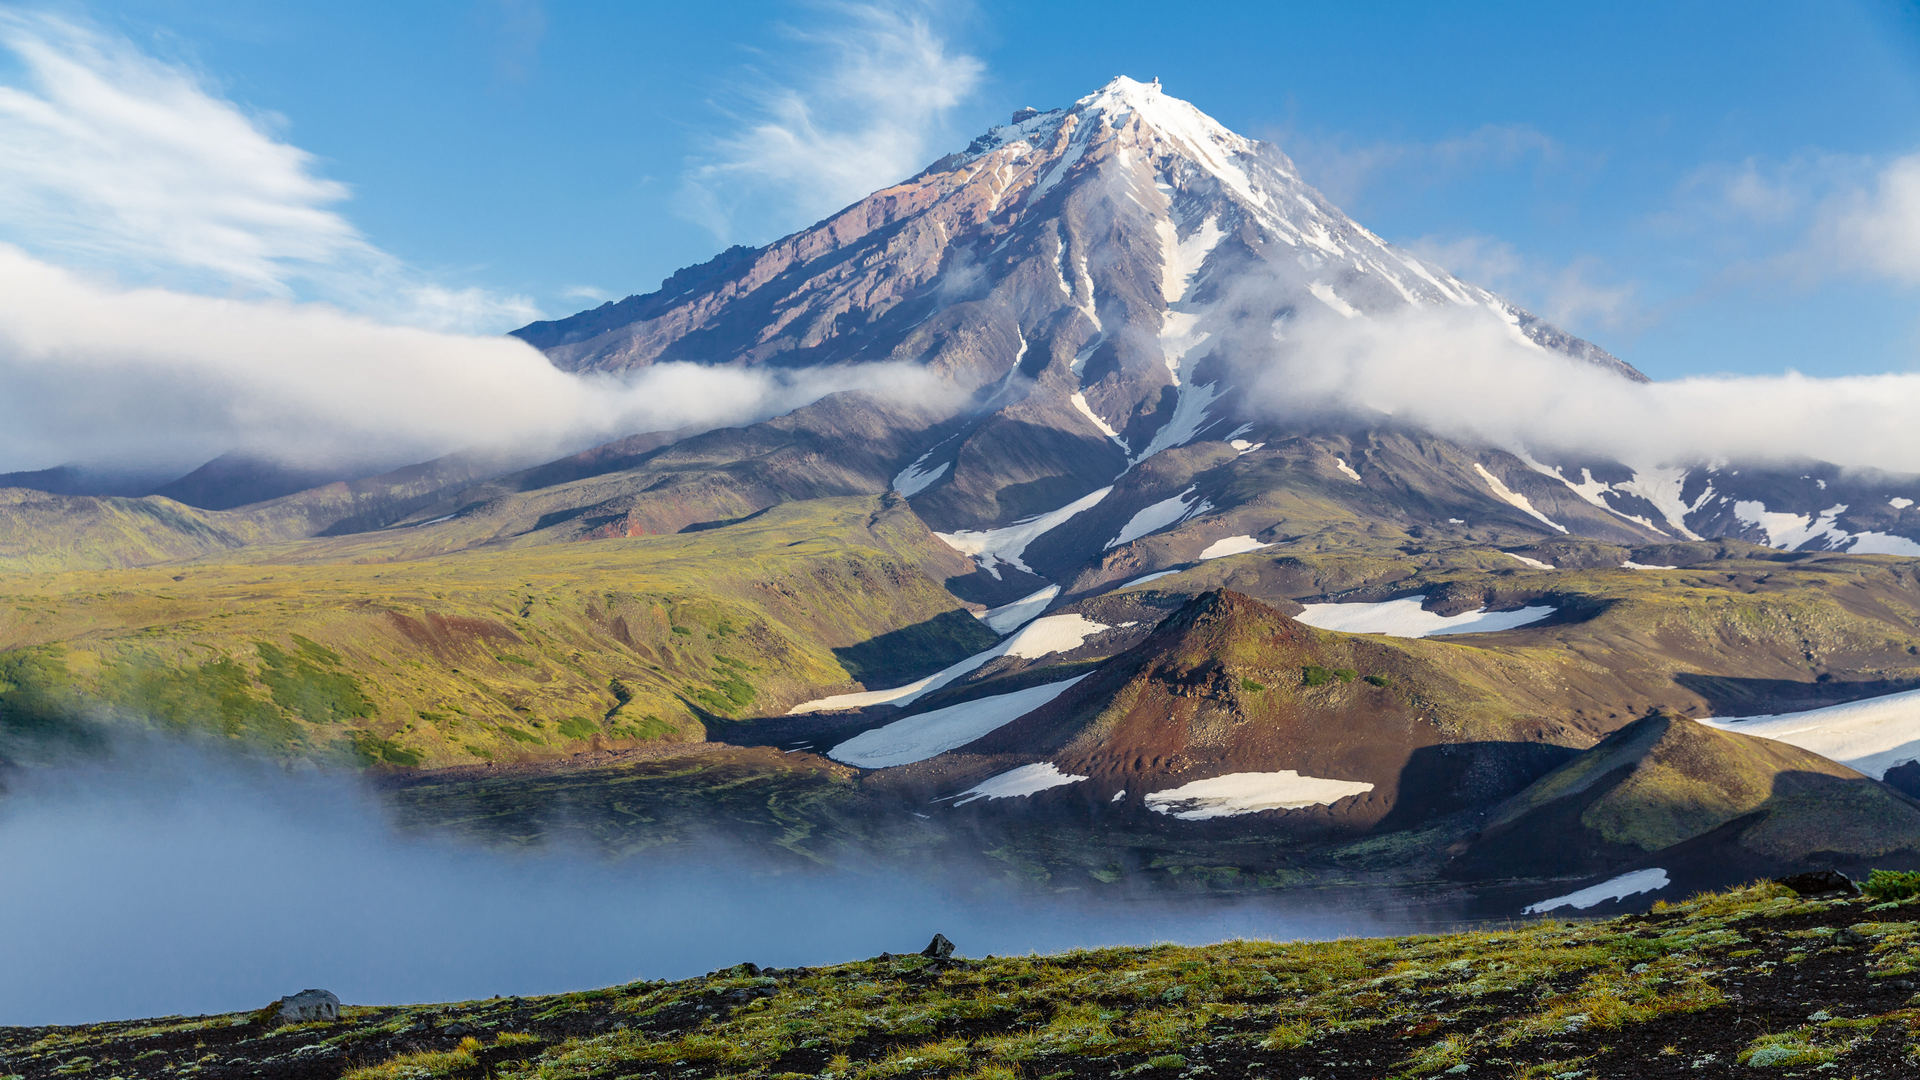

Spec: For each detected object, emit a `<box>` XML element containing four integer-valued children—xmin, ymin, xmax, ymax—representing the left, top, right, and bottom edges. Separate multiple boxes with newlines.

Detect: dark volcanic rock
<box><xmin>920</xmin><ymin>932</ymin><xmax>955</xmax><ymax>959</ymax></box>
<box><xmin>1776</xmin><ymin>869</ymin><xmax>1859</xmax><ymax>897</ymax></box>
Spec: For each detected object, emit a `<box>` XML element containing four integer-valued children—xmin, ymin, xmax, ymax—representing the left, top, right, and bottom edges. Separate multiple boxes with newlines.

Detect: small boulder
<box><xmin>921</xmin><ymin>933</ymin><xmax>955</xmax><ymax>960</ymax></box>
<box><xmin>272</xmin><ymin>989</ymin><xmax>340</xmax><ymax>1024</ymax></box>
<box><xmin>1776</xmin><ymin>870</ymin><xmax>1858</xmax><ymax>897</ymax></box>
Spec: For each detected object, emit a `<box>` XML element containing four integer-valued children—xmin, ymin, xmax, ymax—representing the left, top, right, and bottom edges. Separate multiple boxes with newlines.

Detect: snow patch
<box><xmin>1505</xmin><ymin>552</ymin><xmax>1555</xmax><ymax>570</ymax></box>
<box><xmin>1891</xmin><ymin>497</ymin><xmax>1914</xmax><ymax>510</ymax></box>
<box><xmin>1332</xmin><ymin>457</ymin><xmax>1362</xmax><ymax>483</ymax></box>
<box><xmin>1616</xmin><ymin>467</ymin><xmax>1707</xmax><ymax>541</ymax></box>
<box><xmin>1199</xmin><ymin>535</ymin><xmax>1270</xmax><ymax>560</ymax></box>
<box><xmin>828</xmin><ymin>676</ymin><xmax>1090</xmax><ymax>769</ymax></box>
<box><xmin>1473</xmin><ymin>463</ymin><xmax>1568</xmax><ymax>533</ymax></box>
<box><xmin>1003</xmin><ymin>612</ymin><xmax>1110</xmax><ymax>659</ymax></box>
<box><xmin>1846</xmin><ymin>532</ymin><xmax>1920</xmax><ymax>557</ymax></box>
<box><xmin>1144</xmin><ymin>771</ymin><xmax>1376</xmax><ymax>819</ymax></box>
<box><xmin>1524</xmin><ymin>869</ymin><xmax>1671</xmax><ymax>914</ymax></box>
<box><xmin>1294</xmin><ymin>595</ymin><xmax>1556</xmax><ymax>638</ymax></box>
<box><xmin>1732</xmin><ymin>501</ymin><xmax>1849</xmax><ymax>550</ymax></box>
<box><xmin>1621</xmin><ymin>560</ymin><xmax>1679</xmax><ymax>570</ymax></box>
<box><xmin>951</xmin><ymin>762</ymin><xmax>1088</xmax><ymax>806</ymax></box>
<box><xmin>1121</xmin><ymin>569</ymin><xmax>1183</xmax><ymax>588</ymax></box>
<box><xmin>1702</xmin><ymin>688</ymin><xmax>1920</xmax><ymax>779</ymax></box>
<box><xmin>892</xmin><ymin>452</ymin><xmax>950</xmax><ymax>498</ymax></box>
<box><xmin>936</xmin><ymin>486</ymin><xmax>1113</xmax><ymax>578</ymax></box>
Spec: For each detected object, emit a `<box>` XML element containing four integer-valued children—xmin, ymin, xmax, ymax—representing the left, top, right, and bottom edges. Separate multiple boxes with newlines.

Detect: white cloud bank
<box><xmin>0</xmin><ymin>11</ymin><xmax>537</xmax><ymax>332</ymax></box>
<box><xmin>1247</xmin><ymin>299</ymin><xmax>1920</xmax><ymax>474</ymax></box>
<box><xmin>0</xmin><ymin>245</ymin><xmax>940</xmax><ymax>473</ymax></box>
<box><xmin>678</xmin><ymin>1</ymin><xmax>985</xmax><ymax>243</ymax></box>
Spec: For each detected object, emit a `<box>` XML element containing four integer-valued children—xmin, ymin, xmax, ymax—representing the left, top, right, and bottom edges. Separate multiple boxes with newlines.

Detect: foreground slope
<box><xmin>8</xmin><ymin>880</ymin><xmax>1920</xmax><ymax>1078</ymax></box>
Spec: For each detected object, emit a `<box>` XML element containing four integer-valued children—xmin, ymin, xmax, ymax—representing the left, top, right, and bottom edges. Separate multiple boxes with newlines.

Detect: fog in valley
<box><xmin>0</xmin><ymin>740</ymin><xmax>1395</xmax><ymax>1026</ymax></box>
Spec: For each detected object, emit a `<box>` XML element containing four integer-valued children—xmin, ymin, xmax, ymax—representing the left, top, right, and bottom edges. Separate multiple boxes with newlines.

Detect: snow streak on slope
<box><xmin>1701</xmin><ymin>689</ymin><xmax>1920</xmax><ymax>779</ymax></box>
<box><xmin>790</xmin><ymin>614</ymin><xmax>1111</xmax><ymax>714</ymax></box>
<box><xmin>1106</xmin><ymin>485</ymin><xmax>1210</xmax><ymax>549</ymax></box>
<box><xmin>977</xmin><ymin>585</ymin><xmax>1059</xmax><ymax>634</ymax></box>
<box><xmin>950</xmin><ymin>762</ymin><xmax>1088</xmax><ymax>806</ymax></box>
<box><xmin>828</xmin><ymin>676</ymin><xmax>1090</xmax><ymax>769</ymax></box>
<box><xmin>936</xmin><ymin>487</ymin><xmax>1113</xmax><ymax>578</ymax></box>
<box><xmin>1071</xmin><ymin>391</ymin><xmax>1128</xmax><ymax>448</ymax></box>
<box><xmin>1158</xmin><ymin>216</ymin><xmax>1224</xmax><ymax>304</ymax></box>
<box><xmin>1473</xmin><ymin>463</ymin><xmax>1567</xmax><ymax>533</ymax></box>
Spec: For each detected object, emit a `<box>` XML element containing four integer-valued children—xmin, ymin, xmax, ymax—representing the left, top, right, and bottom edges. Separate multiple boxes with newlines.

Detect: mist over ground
<box><xmin>0</xmin><ymin>741</ymin><xmax>1397</xmax><ymax>1027</ymax></box>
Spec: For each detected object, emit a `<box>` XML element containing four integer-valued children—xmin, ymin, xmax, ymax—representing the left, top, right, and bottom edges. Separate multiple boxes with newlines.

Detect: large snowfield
<box><xmin>790</xmin><ymin>613</ymin><xmax>1110</xmax><ymax>714</ymax></box>
<box><xmin>1701</xmin><ymin>688</ymin><xmax>1920</xmax><ymax>779</ymax></box>
<box><xmin>1292</xmin><ymin>595</ymin><xmax>1556</xmax><ymax>638</ymax></box>
<box><xmin>826</xmin><ymin>676</ymin><xmax>1088</xmax><ymax>769</ymax></box>
<box><xmin>1143</xmin><ymin>770</ymin><xmax>1376</xmax><ymax>819</ymax></box>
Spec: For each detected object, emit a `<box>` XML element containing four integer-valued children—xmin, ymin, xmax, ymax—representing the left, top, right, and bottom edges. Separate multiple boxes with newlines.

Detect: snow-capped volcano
<box><xmin>509</xmin><ymin>77</ymin><xmax>1919</xmax><ymax>599</ymax></box>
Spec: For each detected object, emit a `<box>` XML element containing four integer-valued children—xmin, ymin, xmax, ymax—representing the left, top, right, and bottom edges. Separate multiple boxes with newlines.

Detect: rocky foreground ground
<box><xmin>5</xmin><ymin>875</ymin><xmax>1920</xmax><ymax>1080</ymax></box>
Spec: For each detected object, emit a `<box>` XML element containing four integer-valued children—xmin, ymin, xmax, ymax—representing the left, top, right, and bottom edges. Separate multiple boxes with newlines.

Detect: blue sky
<box><xmin>4</xmin><ymin>0</ymin><xmax>1920</xmax><ymax>382</ymax></box>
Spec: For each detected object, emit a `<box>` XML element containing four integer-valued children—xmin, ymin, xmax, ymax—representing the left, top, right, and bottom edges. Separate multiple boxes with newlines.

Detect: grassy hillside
<box><xmin>0</xmin><ymin>497</ymin><xmax>992</xmax><ymax>768</ymax></box>
<box><xmin>1122</xmin><ymin>541</ymin><xmax>1920</xmax><ymax>730</ymax></box>
<box><xmin>9</xmin><ymin>878</ymin><xmax>1920</xmax><ymax>1078</ymax></box>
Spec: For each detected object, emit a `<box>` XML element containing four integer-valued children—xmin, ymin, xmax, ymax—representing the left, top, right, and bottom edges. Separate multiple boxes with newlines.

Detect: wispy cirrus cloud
<box><xmin>677</xmin><ymin>1</ymin><xmax>985</xmax><ymax>244</ymax></box>
<box><xmin>0</xmin><ymin>11</ymin><xmax>537</xmax><ymax>331</ymax></box>
<box><xmin>1410</xmin><ymin>234</ymin><xmax>1641</xmax><ymax>333</ymax></box>
<box><xmin>1673</xmin><ymin>150</ymin><xmax>1920</xmax><ymax>289</ymax></box>
<box><xmin>1276</xmin><ymin>122</ymin><xmax>1567</xmax><ymax>208</ymax></box>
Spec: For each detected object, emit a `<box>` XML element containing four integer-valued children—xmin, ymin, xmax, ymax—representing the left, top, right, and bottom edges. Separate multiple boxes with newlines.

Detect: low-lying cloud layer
<box><xmin>1244</xmin><ymin>297</ymin><xmax>1920</xmax><ymax>474</ymax></box>
<box><xmin>0</xmin><ymin>741</ymin><xmax>1386</xmax><ymax>1026</ymax></box>
<box><xmin>0</xmin><ymin>245</ymin><xmax>943</xmax><ymax>474</ymax></box>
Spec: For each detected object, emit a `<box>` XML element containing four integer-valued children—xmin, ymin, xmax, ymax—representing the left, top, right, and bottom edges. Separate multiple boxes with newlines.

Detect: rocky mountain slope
<box><xmin>8</xmin><ymin>77</ymin><xmax>1920</xmax><ymax>904</ymax></box>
